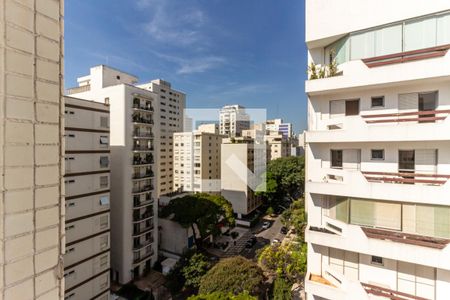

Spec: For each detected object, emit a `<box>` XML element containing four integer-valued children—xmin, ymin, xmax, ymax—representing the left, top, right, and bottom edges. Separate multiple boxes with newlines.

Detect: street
<box><xmin>239</xmin><ymin>214</ymin><xmax>287</xmax><ymax>259</ymax></box>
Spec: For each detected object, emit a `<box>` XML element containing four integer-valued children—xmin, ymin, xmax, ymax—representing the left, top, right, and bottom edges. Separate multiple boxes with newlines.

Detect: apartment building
<box><xmin>67</xmin><ymin>65</ymin><xmax>158</xmax><ymax>284</ymax></box>
<box><xmin>64</xmin><ymin>97</ymin><xmax>110</xmax><ymax>300</ymax></box>
<box><xmin>265</xmin><ymin>133</ymin><xmax>290</xmax><ymax>160</ymax></box>
<box><xmin>173</xmin><ymin>124</ymin><xmax>224</xmax><ymax>193</ymax></box>
<box><xmin>304</xmin><ymin>1</ymin><xmax>450</xmax><ymax>299</ymax></box>
<box><xmin>219</xmin><ymin>104</ymin><xmax>250</xmax><ymax>137</ymax></box>
<box><xmin>138</xmin><ymin>79</ymin><xmax>185</xmax><ymax>196</ymax></box>
<box><xmin>266</xmin><ymin>118</ymin><xmax>293</xmax><ymax>138</ymax></box>
<box><xmin>0</xmin><ymin>1</ymin><xmax>65</xmax><ymax>299</ymax></box>
<box><xmin>221</xmin><ymin>137</ymin><xmax>265</xmax><ymax>220</ymax></box>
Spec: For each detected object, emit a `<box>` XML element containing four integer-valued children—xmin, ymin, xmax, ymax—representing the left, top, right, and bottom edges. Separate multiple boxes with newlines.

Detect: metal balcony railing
<box><xmin>132</xmin><ymin>185</ymin><xmax>153</xmax><ymax>194</ymax></box>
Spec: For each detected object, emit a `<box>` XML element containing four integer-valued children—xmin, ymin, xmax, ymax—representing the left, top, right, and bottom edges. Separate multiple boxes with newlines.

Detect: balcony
<box><xmin>133</xmin><ymin>237</ymin><xmax>154</xmax><ymax>251</ymax></box>
<box><xmin>305</xmin><ymin>267</ymin><xmax>368</xmax><ymax>300</ymax></box>
<box><xmin>133</xmin><ymin>211</ymin><xmax>154</xmax><ymax>223</ymax></box>
<box><xmin>305</xmin><ymin>218</ymin><xmax>450</xmax><ymax>270</ymax></box>
<box><xmin>305</xmin><ymin>48</ymin><xmax>450</xmax><ymax>96</ymax></box>
<box><xmin>132</xmin><ymin>146</ymin><xmax>154</xmax><ymax>152</ymax></box>
<box><xmin>305</xmin><ymin>267</ymin><xmax>426</xmax><ymax>300</ymax></box>
<box><xmin>132</xmin><ymin>115</ymin><xmax>154</xmax><ymax>125</ymax></box>
<box><xmin>133</xmin><ymin>198</ymin><xmax>154</xmax><ymax>209</ymax></box>
<box><xmin>306</xmin><ymin>168</ymin><xmax>450</xmax><ymax>205</ymax></box>
<box><xmin>306</xmin><ymin>114</ymin><xmax>450</xmax><ymax>143</ymax></box>
<box><xmin>132</xmin><ymin>155</ymin><xmax>154</xmax><ymax>166</ymax></box>
<box><xmin>132</xmin><ymin>171</ymin><xmax>154</xmax><ymax>180</ymax></box>
<box><xmin>132</xmin><ymin>102</ymin><xmax>154</xmax><ymax>113</ymax></box>
<box><xmin>133</xmin><ymin>131</ymin><xmax>154</xmax><ymax>139</ymax></box>
<box><xmin>133</xmin><ymin>249</ymin><xmax>154</xmax><ymax>265</ymax></box>
<box><xmin>132</xmin><ymin>185</ymin><xmax>154</xmax><ymax>194</ymax></box>
<box><xmin>133</xmin><ymin>224</ymin><xmax>154</xmax><ymax>237</ymax></box>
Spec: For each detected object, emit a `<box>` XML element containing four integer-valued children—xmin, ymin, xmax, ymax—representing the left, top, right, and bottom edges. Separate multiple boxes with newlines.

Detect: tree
<box><xmin>199</xmin><ymin>257</ymin><xmax>264</xmax><ymax>297</ymax></box>
<box><xmin>281</xmin><ymin>199</ymin><xmax>306</xmax><ymax>237</ymax></box>
<box><xmin>182</xmin><ymin>253</ymin><xmax>211</xmax><ymax>289</ymax></box>
<box><xmin>258</xmin><ymin>242</ymin><xmax>307</xmax><ymax>282</ymax></box>
<box><xmin>188</xmin><ymin>291</ymin><xmax>257</xmax><ymax>300</ymax></box>
<box><xmin>272</xmin><ymin>277</ymin><xmax>292</xmax><ymax>300</ymax></box>
<box><xmin>257</xmin><ymin>156</ymin><xmax>305</xmax><ymax>206</ymax></box>
<box><xmin>160</xmin><ymin>193</ymin><xmax>235</xmax><ymax>248</ymax></box>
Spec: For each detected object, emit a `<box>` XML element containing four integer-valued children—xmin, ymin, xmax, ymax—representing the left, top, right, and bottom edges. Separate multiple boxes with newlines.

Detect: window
<box><xmin>100</xmin><ymin>176</ymin><xmax>109</xmax><ymax>188</ymax></box>
<box><xmin>371</xmin><ymin>96</ymin><xmax>384</xmax><ymax>108</ymax></box>
<box><xmin>99</xmin><ymin>196</ymin><xmax>109</xmax><ymax>206</ymax></box>
<box><xmin>100</xmin><ymin>215</ymin><xmax>109</xmax><ymax>229</ymax></box>
<box><xmin>371</xmin><ymin>149</ymin><xmax>385</xmax><ymax>160</ymax></box>
<box><xmin>371</xmin><ymin>256</ymin><xmax>383</xmax><ymax>266</ymax></box>
<box><xmin>100</xmin><ymin>255</ymin><xmax>108</xmax><ymax>268</ymax></box>
<box><xmin>399</xmin><ymin>150</ymin><xmax>415</xmax><ymax>172</ymax></box>
<box><xmin>331</xmin><ymin>150</ymin><xmax>343</xmax><ymax>168</ymax></box>
<box><xmin>100</xmin><ymin>235</ymin><xmax>108</xmax><ymax>249</ymax></box>
<box><xmin>418</xmin><ymin>92</ymin><xmax>437</xmax><ymax>123</ymax></box>
<box><xmin>100</xmin><ymin>116</ymin><xmax>109</xmax><ymax>128</ymax></box>
<box><xmin>99</xmin><ymin>136</ymin><xmax>109</xmax><ymax>145</ymax></box>
<box><xmin>345</xmin><ymin>99</ymin><xmax>359</xmax><ymax>116</ymax></box>
<box><xmin>100</xmin><ymin>156</ymin><xmax>109</xmax><ymax>168</ymax></box>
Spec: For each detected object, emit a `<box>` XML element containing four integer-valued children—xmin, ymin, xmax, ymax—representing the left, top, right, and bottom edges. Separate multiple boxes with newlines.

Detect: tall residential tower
<box><xmin>67</xmin><ymin>65</ymin><xmax>159</xmax><ymax>284</ymax></box>
<box><xmin>305</xmin><ymin>1</ymin><xmax>450</xmax><ymax>299</ymax></box>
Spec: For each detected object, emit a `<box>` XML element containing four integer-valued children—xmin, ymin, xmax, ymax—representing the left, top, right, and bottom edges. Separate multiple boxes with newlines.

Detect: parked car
<box><xmin>280</xmin><ymin>226</ymin><xmax>288</xmax><ymax>234</ymax></box>
<box><xmin>271</xmin><ymin>238</ymin><xmax>281</xmax><ymax>245</ymax></box>
<box><xmin>262</xmin><ymin>221</ymin><xmax>271</xmax><ymax>229</ymax></box>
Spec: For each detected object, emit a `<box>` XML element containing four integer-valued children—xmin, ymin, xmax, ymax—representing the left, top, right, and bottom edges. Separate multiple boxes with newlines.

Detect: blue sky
<box><xmin>65</xmin><ymin>0</ymin><xmax>307</xmax><ymax>132</ymax></box>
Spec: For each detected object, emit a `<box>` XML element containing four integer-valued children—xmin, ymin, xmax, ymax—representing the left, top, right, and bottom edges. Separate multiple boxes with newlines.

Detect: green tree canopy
<box><xmin>281</xmin><ymin>199</ymin><xmax>306</xmax><ymax>236</ymax></box>
<box><xmin>182</xmin><ymin>253</ymin><xmax>211</xmax><ymax>289</ymax></box>
<box><xmin>188</xmin><ymin>291</ymin><xmax>257</xmax><ymax>300</ymax></box>
<box><xmin>199</xmin><ymin>256</ymin><xmax>264</xmax><ymax>297</ymax></box>
<box><xmin>258</xmin><ymin>242</ymin><xmax>307</xmax><ymax>283</ymax></box>
<box><xmin>160</xmin><ymin>193</ymin><xmax>235</xmax><ymax>247</ymax></box>
<box><xmin>257</xmin><ymin>156</ymin><xmax>305</xmax><ymax>205</ymax></box>
<box><xmin>272</xmin><ymin>277</ymin><xmax>292</xmax><ymax>300</ymax></box>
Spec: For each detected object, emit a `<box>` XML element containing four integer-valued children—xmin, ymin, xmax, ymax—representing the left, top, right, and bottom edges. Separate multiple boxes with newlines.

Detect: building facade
<box><xmin>266</xmin><ymin>118</ymin><xmax>293</xmax><ymax>138</ymax></box>
<box><xmin>304</xmin><ymin>1</ymin><xmax>450</xmax><ymax>299</ymax></box>
<box><xmin>221</xmin><ymin>137</ymin><xmax>264</xmax><ymax>219</ymax></box>
<box><xmin>265</xmin><ymin>132</ymin><xmax>290</xmax><ymax>161</ymax></box>
<box><xmin>173</xmin><ymin>125</ymin><xmax>224</xmax><ymax>193</ymax></box>
<box><xmin>219</xmin><ymin>105</ymin><xmax>250</xmax><ymax>137</ymax></box>
<box><xmin>0</xmin><ymin>0</ymin><xmax>65</xmax><ymax>299</ymax></box>
<box><xmin>138</xmin><ymin>80</ymin><xmax>185</xmax><ymax>197</ymax></box>
<box><xmin>64</xmin><ymin>96</ymin><xmax>110</xmax><ymax>300</ymax></box>
<box><xmin>67</xmin><ymin>65</ymin><xmax>158</xmax><ymax>284</ymax></box>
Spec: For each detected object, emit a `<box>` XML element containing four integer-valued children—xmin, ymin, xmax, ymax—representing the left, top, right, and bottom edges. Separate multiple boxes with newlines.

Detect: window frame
<box><xmin>371</xmin><ymin>96</ymin><xmax>385</xmax><ymax>108</ymax></box>
<box><xmin>371</xmin><ymin>149</ymin><xmax>385</xmax><ymax>160</ymax></box>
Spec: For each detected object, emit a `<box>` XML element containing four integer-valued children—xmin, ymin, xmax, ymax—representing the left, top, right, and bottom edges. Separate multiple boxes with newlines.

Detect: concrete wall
<box><xmin>306</xmin><ymin>0</ymin><xmax>450</xmax><ymax>45</ymax></box>
<box><xmin>0</xmin><ymin>0</ymin><xmax>65</xmax><ymax>298</ymax></box>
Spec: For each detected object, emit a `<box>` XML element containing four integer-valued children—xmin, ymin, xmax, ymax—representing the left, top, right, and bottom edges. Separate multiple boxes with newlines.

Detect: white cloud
<box><xmin>151</xmin><ymin>51</ymin><xmax>226</xmax><ymax>74</ymax></box>
<box><xmin>141</xmin><ymin>0</ymin><xmax>207</xmax><ymax>47</ymax></box>
<box><xmin>177</xmin><ymin>56</ymin><xmax>226</xmax><ymax>74</ymax></box>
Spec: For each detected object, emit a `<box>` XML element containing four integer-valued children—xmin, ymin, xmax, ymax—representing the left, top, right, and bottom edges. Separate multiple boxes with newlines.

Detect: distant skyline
<box><xmin>65</xmin><ymin>0</ymin><xmax>307</xmax><ymax>132</ymax></box>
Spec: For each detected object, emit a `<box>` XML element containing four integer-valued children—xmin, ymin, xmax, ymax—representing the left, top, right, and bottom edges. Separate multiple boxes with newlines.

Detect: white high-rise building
<box><xmin>173</xmin><ymin>124</ymin><xmax>224</xmax><ymax>193</ymax></box>
<box><xmin>305</xmin><ymin>1</ymin><xmax>450</xmax><ymax>300</ymax></box>
<box><xmin>64</xmin><ymin>96</ymin><xmax>111</xmax><ymax>300</ymax></box>
<box><xmin>138</xmin><ymin>79</ymin><xmax>185</xmax><ymax>197</ymax></box>
<box><xmin>67</xmin><ymin>65</ymin><xmax>158</xmax><ymax>284</ymax></box>
<box><xmin>219</xmin><ymin>105</ymin><xmax>250</xmax><ymax>137</ymax></box>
